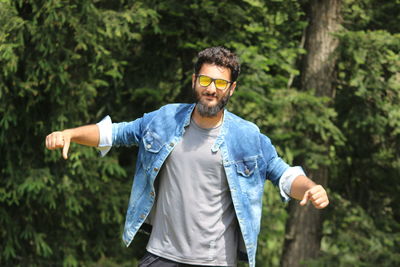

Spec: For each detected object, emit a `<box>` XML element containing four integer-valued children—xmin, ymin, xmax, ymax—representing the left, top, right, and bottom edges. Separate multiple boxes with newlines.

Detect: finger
<box><xmin>62</xmin><ymin>139</ymin><xmax>70</xmax><ymax>160</ymax></box>
<box><xmin>45</xmin><ymin>135</ymin><xmax>49</xmax><ymax>149</ymax></box>
<box><xmin>309</xmin><ymin>185</ymin><xmax>323</xmax><ymax>195</ymax></box>
<box><xmin>55</xmin><ymin>134</ymin><xmax>64</xmax><ymax>147</ymax></box>
<box><xmin>310</xmin><ymin>191</ymin><xmax>323</xmax><ymax>202</ymax></box>
<box><xmin>300</xmin><ymin>191</ymin><xmax>310</xmax><ymax>206</ymax></box>
<box><xmin>54</xmin><ymin>135</ymin><xmax>60</xmax><ymax>147</ymax></box>
<box><xmin>54</xmin><ymin>133</ymin><xmax>62</xmax><ymax>148</ymax></box>
<box><xmin>47</xmin><ymin>135</ymin><xmax>52</xmax><ymax>149</ymax></box>
<box><xmin>315</xmin><ymin>200</ymin><xmax>329</xmax><ymax>209</ymax></box>
<box><xmin>50</xmin><ymin>134</ymin><xmax>56</xmax><ymax>149</ymax></box>
<box><xmin>311</xmin><ymin>197</ymin><xmax>326</xmax><ymax>206</ymax></box>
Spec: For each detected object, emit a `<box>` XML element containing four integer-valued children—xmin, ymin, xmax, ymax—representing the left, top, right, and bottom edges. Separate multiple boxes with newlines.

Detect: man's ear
<box><xmin>192</xmin><ymin>74</ymin><xmax>196</xmax><ymax>88</ymax></box>
<box><xmin>229</xmin><ymin>82</ymin><xmax>237</xmax><ymax>96</ymax></box>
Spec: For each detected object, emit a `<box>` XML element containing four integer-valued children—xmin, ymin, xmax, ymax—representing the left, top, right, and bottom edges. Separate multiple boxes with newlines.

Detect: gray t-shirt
<box><xmin>146</xmin><ymin>119</ymin><xmax>238</xmax><ymax>266</ymax></box>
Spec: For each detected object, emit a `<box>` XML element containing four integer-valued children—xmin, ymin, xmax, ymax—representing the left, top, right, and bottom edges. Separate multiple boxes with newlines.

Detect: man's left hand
<box><xmin>300</xmin><ymin>185</ymin><xmax>329</xmax><ymax>209</ymax></box>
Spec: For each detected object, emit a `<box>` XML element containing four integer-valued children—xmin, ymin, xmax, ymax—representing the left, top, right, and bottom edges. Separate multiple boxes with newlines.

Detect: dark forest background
<box><xmin>1</xmin><ymin>0</ymin><xmax>399</xmax><ymax>266</ymax></box>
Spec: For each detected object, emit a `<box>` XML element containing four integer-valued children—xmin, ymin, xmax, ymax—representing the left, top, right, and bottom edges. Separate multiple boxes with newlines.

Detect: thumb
<box><xmin>300</xmin><ymin>190</ymin><xmax>310</xmax><ymax>206</ymax></box>
<box><xmin>62</xmin><ymin>139</ymin><xmax>70</xmax><ymax>160</ymax></box>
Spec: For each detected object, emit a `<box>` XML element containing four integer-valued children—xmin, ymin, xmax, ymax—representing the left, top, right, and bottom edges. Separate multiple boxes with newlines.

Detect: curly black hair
<box><xmin>194</xmin><ymin>46</ymin><xmax>240</xmax><ymax>82</ymax></box>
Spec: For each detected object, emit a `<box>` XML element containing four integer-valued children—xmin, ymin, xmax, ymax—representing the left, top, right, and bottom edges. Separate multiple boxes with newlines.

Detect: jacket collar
<box><xmin>212</xmin><ymin>109</ymin><xmax>232</xmax><ymax>152</ymax></box>
<box><xmin>183</xmin><ymin>103</ymin><xmax>196</xmax><ymax>128</ymax></box>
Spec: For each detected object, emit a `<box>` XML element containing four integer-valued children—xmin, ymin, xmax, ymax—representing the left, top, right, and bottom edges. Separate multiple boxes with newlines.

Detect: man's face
<box><xmin>192</xmin><ymin>63</ymin><xmax>236</xmax><ymax>117</ymax></box>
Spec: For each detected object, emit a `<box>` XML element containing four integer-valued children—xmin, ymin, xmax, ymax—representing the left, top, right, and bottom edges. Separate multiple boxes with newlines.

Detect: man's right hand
<box><xmin>45</xmin><ymin>125</ymin><xmax>100</xmax><ymax>160</ymax></box>
<box><xmin>46</xmin><ymin>130</ymin><xmax>72</xmax><ymax>160</ymax></box>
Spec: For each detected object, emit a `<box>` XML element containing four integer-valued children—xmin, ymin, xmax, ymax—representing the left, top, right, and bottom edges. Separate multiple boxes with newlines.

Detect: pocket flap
<box><xmin>143</xmin><ymin>131</ymin><xmax>163</xmax><ymax>153</ymax></box>
<box><xmin>235</xmin><ymin>158</ymin><xmax>256</xmax><ymax>177</ymax></box>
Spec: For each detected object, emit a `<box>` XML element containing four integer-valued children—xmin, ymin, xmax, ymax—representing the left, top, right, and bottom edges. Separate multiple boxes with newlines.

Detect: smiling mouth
<box><xmin>204</xmin><ymin>95</ymin><xmax>216</xmax><ymax>99</ymax></box>
<box><xmin>203</xmin><ymin>96</ymin><xmax>217</xmax><ymax>103</ymax></box>
<box><xmin>202</xmin><ymin>93</ymin><xmax>217</xmax><ymax>99</ymax></box>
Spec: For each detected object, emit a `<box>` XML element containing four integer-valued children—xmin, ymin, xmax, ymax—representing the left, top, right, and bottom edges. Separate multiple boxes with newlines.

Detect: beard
<box><xmin>193</xmin><ymin>87</ymin><xmax>231</xmax><ymax>117</ymax></box>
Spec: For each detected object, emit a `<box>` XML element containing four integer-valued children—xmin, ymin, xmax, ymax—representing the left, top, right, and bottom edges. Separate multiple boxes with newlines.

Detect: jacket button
<box><xmin>150</xmin><ymin>191</ymin><xmax>155</xmax><ymax>197</ymax></box>
<box><xmin>146</xmin><ymin>144</ymin><xmax>151</xmax><ymax>149</ymax></box>
<box><xmin>140</xmin><ymin>214</ymin><xmax>145</xmax><ymax>219</ymax></box>
<box><xmin>169</xmin><ymin>142</ymin><xmax>174</xmax><ymax>147</ymax></box>
<box><xmin>154</xmin><ymin>167</ymin><xmax>159</xmax><ymax>172</ymax></box>
<box><xmin>245</xmin><ymin>169</ymin><xmax>250</xmax><ymax>175</ymax></box>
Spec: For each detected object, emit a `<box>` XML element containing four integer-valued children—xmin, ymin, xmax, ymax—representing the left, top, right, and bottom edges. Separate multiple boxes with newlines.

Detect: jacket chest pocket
<box><xmin>235</xmin><ymin>157</ymin><xmax>262</xmax><ymax>194</ymax></box>
<box><xmin>141</xmin><ymin>131</ymin><xmax>164</xmax><ymax>171</ymax></box>
<box><xmin>143</xmin><ymin>131</ymin><xmax>163</xmax><ymax>153</ymax></box>
<box><xmin>236</xmin><ymin>158</ymin><xmax>256</xmax><ymax>177</ymax></box>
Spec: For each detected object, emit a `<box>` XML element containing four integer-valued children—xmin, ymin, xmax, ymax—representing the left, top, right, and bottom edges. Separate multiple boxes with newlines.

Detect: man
<box><xmin>46</xmin><ymin>47</ymin><xmax>329</xmax><ymax>267</ymax></box>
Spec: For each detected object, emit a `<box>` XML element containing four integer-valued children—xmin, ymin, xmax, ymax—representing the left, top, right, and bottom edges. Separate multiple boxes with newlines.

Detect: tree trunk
<box><xmin>281</xmin><ymin>1</ymin><xmax>341</xmax><ymax>266</ymax></box>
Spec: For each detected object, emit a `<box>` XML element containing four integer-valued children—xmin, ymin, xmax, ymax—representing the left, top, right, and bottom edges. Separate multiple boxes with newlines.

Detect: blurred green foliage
<box><xmin>0</xmin><ymin>0</ymin><xmax>399</xmax><ymax>266</ymax></box>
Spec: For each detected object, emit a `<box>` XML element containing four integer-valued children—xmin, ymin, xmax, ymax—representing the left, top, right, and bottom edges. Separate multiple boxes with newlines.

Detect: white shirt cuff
<box><xmin>279</xmin><ymin>166</ymin><xmax>306</xmax><ymax>202</ymax></box>
<box><xmin>96</xmin><ymin>115</ymin><xmax>112</xmax><ymax>157</ymax></box>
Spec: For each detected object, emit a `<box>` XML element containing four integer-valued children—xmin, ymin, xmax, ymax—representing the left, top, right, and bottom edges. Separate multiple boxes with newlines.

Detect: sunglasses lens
<box><xmin>199</xmin><ymin>76</ymin><xmax>212</xmax><ymax>87</ymax></box>
<box><xmin>215</xmin><ymin>79</ymin><xmax>228</xmax><ymax>90</ymax></box>
<box><xmin>198</xmin><ymin>75</ymin><xmax>230</xmax><ymax>90</ymax></box>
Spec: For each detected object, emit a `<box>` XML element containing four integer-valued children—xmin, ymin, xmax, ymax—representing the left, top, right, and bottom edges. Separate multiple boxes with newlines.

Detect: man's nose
<box><xmin>205</xmin><ymin>80</ymin><xmax>217</xmax><ymax>93</ymax></box>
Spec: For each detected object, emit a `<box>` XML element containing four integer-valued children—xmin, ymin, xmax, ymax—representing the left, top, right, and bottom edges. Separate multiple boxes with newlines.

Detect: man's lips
<box><xmin>202</xmin><ymin>93</ymin><xmax>217</xmax><ymax>100</ymax></box>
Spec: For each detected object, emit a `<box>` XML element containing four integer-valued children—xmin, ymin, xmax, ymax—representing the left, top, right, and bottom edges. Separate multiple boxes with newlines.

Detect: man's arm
<box><xmin>45</xmin><ymin>124</ymin><xmax>100</xmax><ymax>160</ymax></box>
<box><xmin>290</xmin><ymin>175</ymin><xmax>329</xmax><ymax>209</ymax></box>
<box><xmin>258</xmin><ymin>133</ymin><xmax>329</xmax><ymax>209</ymax></box>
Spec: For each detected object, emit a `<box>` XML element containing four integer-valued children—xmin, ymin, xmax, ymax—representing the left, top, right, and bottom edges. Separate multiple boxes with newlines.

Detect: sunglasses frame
<box><xmin>195</xmin><ymin>74</ymin><xmax>233</xmax><ymax>91</ymax></box>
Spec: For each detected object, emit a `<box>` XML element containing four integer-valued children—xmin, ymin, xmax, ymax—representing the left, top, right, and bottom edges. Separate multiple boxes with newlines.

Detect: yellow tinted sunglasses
<box><xmin>196</xmin><ymin>75</ymin><xmax>232</xmax><ymax>91</ymax></box>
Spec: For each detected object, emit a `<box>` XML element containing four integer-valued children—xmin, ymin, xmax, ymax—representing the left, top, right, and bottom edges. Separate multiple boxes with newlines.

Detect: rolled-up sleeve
<box><xmin>96</xmin><ymin>114</ymin><xmax>145</xmax><ymax>156</ymax></box>
<box><xmin>279</xmin><ymin>166</ymin><xmax>306</xmax><ymax>202</ymax></box>
<box><xmin>96</xmin><ymin>115</ymin><xmax>113</xmax><ymax>157</ymax></box>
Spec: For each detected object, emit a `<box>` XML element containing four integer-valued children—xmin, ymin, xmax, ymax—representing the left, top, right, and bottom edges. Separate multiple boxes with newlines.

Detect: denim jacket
<box><xmin>97</xmin><ymin>103</ymin><xmax>304</xmax><ymax>267</ymax></box>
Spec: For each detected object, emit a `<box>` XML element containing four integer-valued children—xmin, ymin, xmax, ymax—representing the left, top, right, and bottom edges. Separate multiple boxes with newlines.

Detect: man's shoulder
<box><xmin>145</xmin><ymin>103</ymin><xmax>192</xmax><ymax>118</ymax></box>
<box><xmin>141</xmin><ymin>103</ymin><xmax>193</xmax><ymax>128</ymax></box>
<box><xmin>225</xmin><ymin>110</ymin><xmax>260</xmax><ymax>133</ymax></box>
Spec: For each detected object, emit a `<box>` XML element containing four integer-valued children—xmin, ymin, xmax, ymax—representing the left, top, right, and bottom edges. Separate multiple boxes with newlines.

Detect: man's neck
<box><xmin>192</xmin><ymin>106</ymin><xmax>224</xmax><ymax>129</ymax></box>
